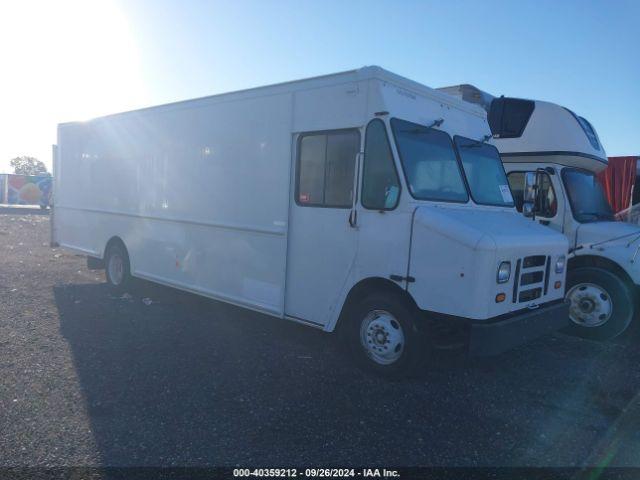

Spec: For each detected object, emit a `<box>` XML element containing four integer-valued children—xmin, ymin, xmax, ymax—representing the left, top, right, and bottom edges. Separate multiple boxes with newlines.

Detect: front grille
<box><xmin>519</xmin><ymin>287</ymin><xmax>542</xmax><ymax>303</ymax></box>
<box><xmin>521</xmin><ymin>271</ymin><xmax>543</xmax><ymax>285</ymax></box>
<box><xmin>523</xmin><ymin>255</ymin><xmax>546</xmax><ymax>268</ymax></box>
<box><xmin>512</xmin><ymin>255</ymin><xmax>550</xmax><ymax>304</ymax></box>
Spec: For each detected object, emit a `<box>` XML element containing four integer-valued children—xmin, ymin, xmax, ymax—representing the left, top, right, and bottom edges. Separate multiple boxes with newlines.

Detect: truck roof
<box><xmin>436</xmin><ymin>84</ymin><xmax>494</xmax><ymax>111</ymax></box>
<box><xmin>59</xmin><ymin>66</ymin><xmax>486</xmax><ymax>126</ymax></box>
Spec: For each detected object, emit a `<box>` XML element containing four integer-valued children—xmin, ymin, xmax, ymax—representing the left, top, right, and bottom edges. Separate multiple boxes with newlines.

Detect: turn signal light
<box><xmin>554</xmin><ymin>281</ymin><xmax>562</xmax><ymax>289</ymax></box>
<box><xmin>495</xmin><ymin>293</ymin><xmax>506</xmax><ymax>303</ymax></box>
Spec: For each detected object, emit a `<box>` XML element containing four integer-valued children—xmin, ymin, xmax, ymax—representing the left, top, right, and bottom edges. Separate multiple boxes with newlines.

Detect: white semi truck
<box><xmin>439</xmin><ymin>84</ymin><xmax>639</xmax><ymax>340</ymax></box>
<box><xmin>53</xmin><ymin>67</ymin><xmax>569</xmax><ymax>375</ymax></box>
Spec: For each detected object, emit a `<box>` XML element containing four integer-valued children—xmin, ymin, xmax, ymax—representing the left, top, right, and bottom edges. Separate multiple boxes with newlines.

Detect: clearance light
<box><xmin>495</xmin><ymin>293</ymin><xmax>506</xmax><ymax>303</ymax></box>
<box><xmin>554</xmin><ymin>281</ymin><xmax>562</xmax><ymax>289</ymax></box>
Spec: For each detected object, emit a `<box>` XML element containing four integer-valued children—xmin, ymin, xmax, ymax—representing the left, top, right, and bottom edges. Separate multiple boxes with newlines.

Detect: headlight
<box><xmin>497</xmin><ymin>261</ymin><xmax>511</xmax><ymax>284</ymax></box>
<box><xmin>555</xmin><ymin>255</ymin><xmax>566</xmax><ymax>274</ymax></box>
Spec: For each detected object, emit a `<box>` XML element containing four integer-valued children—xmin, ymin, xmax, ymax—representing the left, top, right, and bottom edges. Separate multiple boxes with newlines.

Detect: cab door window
<box><xmin>507</xmin><ymin>171</ymin><xmax>557</xmax><ymax>217</ymax></box>
<box><xmin>296</xmin><ymin>130</ymin><xmax>360</xmax><ymax>208</ymax></box>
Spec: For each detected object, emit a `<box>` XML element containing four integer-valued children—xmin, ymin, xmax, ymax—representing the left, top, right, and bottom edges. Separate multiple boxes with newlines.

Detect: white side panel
<box><xmin>57</xmin><ymin>93</ymin><xmax>294</xmax><ymax>315</ymax></box>
<box><xmin>285</xmin><ymin>205</ymin><xmax>359</xmax><ymax>326</ymax></box>
<box><xmin>293</xmin><ymin>81</ymin><xmax>368</xmax><ymax>132</ymax></box>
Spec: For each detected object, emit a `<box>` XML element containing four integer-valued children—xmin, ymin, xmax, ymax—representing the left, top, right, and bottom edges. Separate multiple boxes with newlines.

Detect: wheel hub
<box><xmin>373</xmin><ymin>329</ymin><xmax>388</xmax><ymax>345</ymax></box>
<box><xmin>360</xmin><ymin>310</ymin><xmax>405</xmax><ymax>365</ymax></box>
<box><xmin>579</xmin><ymin>298</ymin><xmax>596</xmax><ymax>314</ymax></box>
<box><xmin>567</xmin><ymin>283</ymin><xmax>612</xmax><ymax>328</ymax></box>
<box><xmin>108</xmin><ymin>253</ymin><xmax>124</xmax><ymax>286</ymax></box>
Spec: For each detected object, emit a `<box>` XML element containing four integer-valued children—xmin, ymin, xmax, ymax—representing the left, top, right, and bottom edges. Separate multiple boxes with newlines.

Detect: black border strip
<box><xmin>543</xmin><ymin>256</ymin><xmax>551</xmax><ymax>295</ymax></box>
<box><xmin>500</xmin><ymin>150</ymin><xmax>608</xmax><ymax>165</ymax></box>
<box><xmin>512</xmin><ymin>259</ymin><xmax>521</xmax><ymax>303</ymax></box>
<box><xmin>2</xmin><ymin>467</ymin><xmax>640</xmax><ymax>480</ymax></box>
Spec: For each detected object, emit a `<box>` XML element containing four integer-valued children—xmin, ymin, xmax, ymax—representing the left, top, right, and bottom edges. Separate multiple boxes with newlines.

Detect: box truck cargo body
<box><xmin>54</xmin><ymin>67</ymin><xmax>569</xmax><ymax>374</ymax></box>
<box><xmin>439</xmin><ymin>84</ymin><xmax>639</xmax><ymax>341</ymax></box>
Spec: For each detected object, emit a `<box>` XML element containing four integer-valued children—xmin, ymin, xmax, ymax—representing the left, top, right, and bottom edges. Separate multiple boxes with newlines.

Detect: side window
<box><xmin>488</xmin><ymin>97</ymin><xmax>535</xmax><ymax>138</ymax></box>
<box><xmin>297</xmin><ymin>130</ymin><xmax>359</xmax><ymax>208</ymax></box>
<box><xmin>507</xmin><ymin>172</ymin><xmax>525</xmax><ymax>211</ymax></box>
<box><xmin>507</xmin><ymin>171</ymin><xmax>557</xmax><ymax>218</ymax></box>
<box><xmin>362</xmin><ymin>120</ymin><xmax>400</xmax><ymax>210</ymax></box>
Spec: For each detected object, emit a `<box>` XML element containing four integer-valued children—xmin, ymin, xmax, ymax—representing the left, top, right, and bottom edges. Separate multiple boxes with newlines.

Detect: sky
<box><xmin>0</xmin><ymin>0</ymin><xmax>638</xmax><ymax>174</ymax></box>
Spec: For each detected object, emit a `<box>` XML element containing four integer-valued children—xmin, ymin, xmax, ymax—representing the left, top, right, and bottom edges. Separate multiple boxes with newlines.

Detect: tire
<box><xmin>565</xmin><ymin>266</ymin><xmax>634</xmax><ymax>341</ymax></box>
<box><xmin>342</xmin><ymin>291</ymin><xmax>427</xmax><ymax>377</ymax></box>
<box><xmin>104</xmin><ymin>242</ymin><xmax>132</xmax><ymax>293</ymax></box>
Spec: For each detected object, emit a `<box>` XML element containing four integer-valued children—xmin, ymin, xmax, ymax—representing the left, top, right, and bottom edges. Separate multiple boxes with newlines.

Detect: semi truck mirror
<box><xmin>523</xmin><ymin>172</ymin><xmax>537</xmax><ymax>218</ymax></box>
<box><xmin>523</xmin><ymin>172</ymin><xmax>537</xmax><ymax>203</ymax></box>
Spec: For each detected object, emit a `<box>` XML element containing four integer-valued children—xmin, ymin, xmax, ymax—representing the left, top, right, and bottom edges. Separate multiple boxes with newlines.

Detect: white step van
<box><xmin>53</xmin><ymin>67</ymin><xmax>569</xmax><ymax>375</ymax></box>
<box><xmin>439</xmin><ymin>84</ymin><xmax>639</xmax><ymax>340</ymax></box>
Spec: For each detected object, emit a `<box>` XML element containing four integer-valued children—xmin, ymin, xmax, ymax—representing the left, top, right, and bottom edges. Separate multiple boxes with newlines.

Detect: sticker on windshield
<box><xmin>499</xmin><ymin>185</ymin><xmax>513</xmax><ymax>203</ymax></box>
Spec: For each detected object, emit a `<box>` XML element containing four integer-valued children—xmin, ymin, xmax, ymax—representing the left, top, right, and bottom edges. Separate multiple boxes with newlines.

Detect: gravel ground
<box><xmin>2</xmin><ymin>207</ymin><xmax>640</xmax><ymax>469</ymax></box>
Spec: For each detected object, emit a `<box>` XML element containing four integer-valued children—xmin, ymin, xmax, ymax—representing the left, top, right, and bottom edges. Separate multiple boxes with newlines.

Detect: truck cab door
<box><xmin>354</xmin><ymin>119</ymin><xmax>412</xmax><ymax>291</ymax></box>
<box><xmin>284</xmin><ymin>129</ymin><xmax>361</xmax><ymax>327</ymax></box>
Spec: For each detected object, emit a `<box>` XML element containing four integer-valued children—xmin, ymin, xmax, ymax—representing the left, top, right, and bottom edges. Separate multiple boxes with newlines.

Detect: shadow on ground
<box><xmin>53</xmin><ymin>280</ymin><xmax>640</xmax><ymax>467</ymax></box>
<box><xmin>54</xmin><ymin>281</ymin><xmax>364</xmax><ymax>466</ymax></box>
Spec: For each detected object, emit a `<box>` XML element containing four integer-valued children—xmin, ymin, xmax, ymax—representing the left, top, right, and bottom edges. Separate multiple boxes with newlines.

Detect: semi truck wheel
<box><xmin>343</xmin><ymin>292</ymin><xmax>427</xmax><ymax>377</ymax></box>
<box><xmin>565</xmin><ymin>267</ymin><xmax>634</xmax><ymax>341</ymax></box>
<box><xmin>105</xmin><ymin>242</ymin><xmax>132</xmax><ymax>293</ymax></box>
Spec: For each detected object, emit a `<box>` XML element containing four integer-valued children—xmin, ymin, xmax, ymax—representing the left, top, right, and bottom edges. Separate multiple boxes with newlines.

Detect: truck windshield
<box><xmin>391</xmin><ymin>118</ymin><xmax>468</xmax><ymax>202</ymax></box>
<box><xmin>454</xmin><ymin>136</ymin><xmax>514</xmax><ymax>207</ymax></box>
<box><xmin>562</xmin><ymin>168</ymin><xmax>614</xmax><ymax>223</ymax></box>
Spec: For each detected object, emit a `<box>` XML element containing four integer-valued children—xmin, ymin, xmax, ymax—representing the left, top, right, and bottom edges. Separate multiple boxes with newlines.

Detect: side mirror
<box><xmin>522</xmin><ymin>172</ymin><xmax>537</xmax><ymax>218</ymax></box>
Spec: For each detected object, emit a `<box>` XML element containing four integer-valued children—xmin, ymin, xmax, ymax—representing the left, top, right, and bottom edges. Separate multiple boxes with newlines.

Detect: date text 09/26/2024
<box><xmin>233</xmin><ymin>468</ymin><xmax>400</xmax><ymax>478</ymax></box>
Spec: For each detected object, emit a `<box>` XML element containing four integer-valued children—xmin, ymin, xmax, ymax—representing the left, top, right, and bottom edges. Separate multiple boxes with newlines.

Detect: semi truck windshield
<box><xmin>562</xmin><ymin>168</ymin><xmax>614</xmax><ymax>222</ymax></box>
<box><xmin>454</xmin><ymin>136</ymin><xmax>514</xmax><ymax>207</ymax></box>
<box><xmin>391</xmin><ymin>118</ymin><xmax>468</xmax><ymax>202</ymax></box>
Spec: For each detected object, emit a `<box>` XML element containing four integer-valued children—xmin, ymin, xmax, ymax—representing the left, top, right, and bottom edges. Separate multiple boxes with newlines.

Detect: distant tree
<box><xmin>10</xmin><ymin>156</ymin><xmax>50</xmax><ymax>176</ymax></box>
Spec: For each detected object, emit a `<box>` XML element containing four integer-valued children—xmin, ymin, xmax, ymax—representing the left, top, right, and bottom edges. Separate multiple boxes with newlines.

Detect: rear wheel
<box><xmin>343</xmin><ymin>292</ymin><xmax>427</xmax><ymax>377</ymax></box>
<box><xmin>104</xmin><ymin>242</ymin><xmax>132</xmax><ymax>292</ymax></box>
<box><xmin>565</xmin><ymin>266</ymin><xmax>634</xmax><ymax>340</ymax></box>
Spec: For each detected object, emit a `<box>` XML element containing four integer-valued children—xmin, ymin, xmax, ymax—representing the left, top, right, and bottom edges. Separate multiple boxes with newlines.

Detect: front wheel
<box><xmin>565</xmin><ymin>266</ymin><xmax>634</xmax><ymax>341</ymax></box>
<box><xmin>343</xmin><ymin>292</ymin><xmax>427</xmax><ymax>377</ymax></box>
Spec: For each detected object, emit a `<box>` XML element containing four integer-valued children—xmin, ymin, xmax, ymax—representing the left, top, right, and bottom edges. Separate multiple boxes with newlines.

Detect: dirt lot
<box><xmin>2</xmin><ymin>207</ymin><xmax>640</xmax><ymax>469</ymax></box>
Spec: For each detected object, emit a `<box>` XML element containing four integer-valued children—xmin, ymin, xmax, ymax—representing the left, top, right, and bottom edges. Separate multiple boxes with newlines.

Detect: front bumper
<box><xmin>469</xmin><ymin>300</ymin><xmax>569</xmax><ymax>357</ymax></box>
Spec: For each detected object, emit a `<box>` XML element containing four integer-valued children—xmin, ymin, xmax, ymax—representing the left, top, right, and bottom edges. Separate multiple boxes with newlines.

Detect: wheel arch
<box><xmin>331</xmin><ymin>277</ymin><xmax>418</xmax><ymax>334</ymax></box>
<box><xmin>103</xmin><ymin>236</ymin><xmax>129</xmax><ymax>261</ymax></box>
<box><xmin>569</xmin><ymin>254</ymin><xmax>635</xmax><ymax>291</ymax></box>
